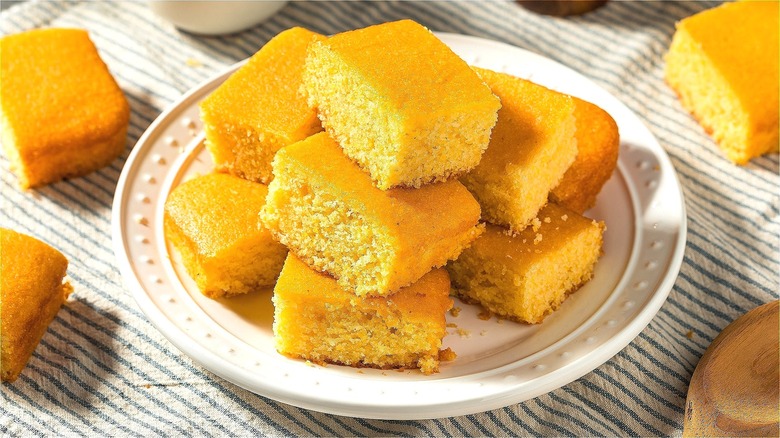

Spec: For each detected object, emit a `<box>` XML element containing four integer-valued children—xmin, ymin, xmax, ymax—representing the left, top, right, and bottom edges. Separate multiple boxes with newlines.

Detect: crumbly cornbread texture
<box><xmin>302</xmin><ymin>20</ymin><xmax>501</xmax><ymax>189</ymax></box>
<box><xmin>261</xmin><ymin>132</ymin><xmax>484</xmax><ymax>297</ymax></box>
<box><xmin>1</xmin><ymin>228</ymin><xmax>72</xmax><ymax>382</ymax></box>
<box><xmin>273</xmin><ymin>255</ymin><xmax>453</xmax><ymax>374</ymax></box>
<box><xmin>200</xmin><ymin>27</ymin><xmax>324</xmax><ymax>183</ymax></box>
<box><xmin>664</xmin><ymin>1</ymin><xmax>779</xmax><ymax>164</ymax></box>
<box><xmin>164</xmin><ymin>173</ymin><xmax>287</xmax><ymax>299</ymax></box>
<box><xmin>447</xmin><ymin>204</ymin><xmax>604</xmax><ymax>324</ymax></box>
<box><xmin>0</xmin><ymin>28</ymin><xmax>130</xmax><ymax>189</ymax></box>
<box><xmin>550</xmin><ymin>97</ymin><xmax>620</xmax><ymax>214</ymax></box>
<box><xmin>462</xmin><ymin>68</ymin><xmax>577</xmax><ymax>232</ymax></box>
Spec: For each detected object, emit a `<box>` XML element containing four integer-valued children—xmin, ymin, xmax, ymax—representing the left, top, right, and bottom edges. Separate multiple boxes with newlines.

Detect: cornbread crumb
<box><xmin>456</xmin><ymin>329</ymin><xmax>471</xmax><ymax>339</ymax></box>
<box><xmin>303</xmin><ymin>20</ymin><xmax>500</xmax><ymax>189</ymax></box>
<box><xmin>185</xmin><ymin>58</ymin><xmax>202</xmax><ymax>68</ymax></box>
<box><xmin>480</xmin><ymin>330</ymin><xmax>488</xmax><ymax>336</ymax></box>
<box><xmin>686</xmin><ymin>330</ymin><xmax>694</xmax><ymax>340</ymax></box>
<box><xmin>531</xmin><ymin>218</ymin><xmax>542</xmax><ymax>233</ymax></box>
<box><xmin>543</xmin><ymin>217</ymin><xmax>551</xmax><ymax>224</ymax></box>
<box><xmin>449</xmin><ymin>306</ymin><xmax>462</xmax><ymax>317</ymax></box>
<box><xmin>562</xmin><ymin>214</ymin><xmax>569</xmax><ymax>221</ymax></box>
<box><xmin>273</xmin><ymin>255</ymin><xmax>453</xmax><ymax>374</ymax></box>
<box><xmin>439</xmin><ymin>348</ymin><xmax>457</xmax><ymax>362</ymax></box>
<box><xmin>446</xmin><ymin>323</ymin><xmax>458</xmax><ymax>328</ymax></box>
<box><xmin>534</xmin><ymin>233</ymin><xmax>543</xmax><ymax>245</ymax></box>
<box><xmin>477</xmin><ymin>309</ymin><xmax>493</xmax><ymax>320</ymax></box>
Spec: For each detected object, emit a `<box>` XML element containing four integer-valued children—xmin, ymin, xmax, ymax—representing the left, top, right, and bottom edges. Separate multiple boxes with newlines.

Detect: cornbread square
<box><xmin>550</xmin><ymin>97</ymin><xmax>620</xmax><ymax>214</ymax></box>
<box><xmin>200</xmin><ymin>27</ymin><xmax>325</xmax><ymax>183</ymax></box>
<box><xmin>273</xmin><ymin>255</ymin><xmax>453</xmax><ymax>374</ymax></box>
<box><xmin>261</xmin><ymin>132</ymin><xmax>484</xmax><ymax>297</ymax></box>
<box><xmin>0</xmin><ymin>28</ymin><xmax>130</xmax><ymax>189</ymax></box>
<box><xmin>303</xmin><ymin>20</ymin><xmax>501</xmax><ymax>189</ymax></box>
<box><xmin>665</xmin><ymin>1</ymin><xmax>779</xmax><ymax>164</ymax></box>
<box><xmin>462</xmin><ymin>68</ymin><xmax>577</xmax><ymax>232</ymax></box>
<box><xmin>164</xmin><ymin>173</ymin><xmax>287</xmax><ymax>299</ymax></box>
<box><xmin>1</xmin><ymin>229</ymin><xmax>72</xmax><ymax>382</ymax></box>
<box><xmin>447</xmin><ymin>204</ymin><xmax>604</xmax><ymax>324</ymax></box>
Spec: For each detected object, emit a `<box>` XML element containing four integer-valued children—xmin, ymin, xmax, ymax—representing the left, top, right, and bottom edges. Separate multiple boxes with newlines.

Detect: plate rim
<box><xmin>111</xmin><ymin>32</ymin><xmax>687</xmax><ymax>419</ymax></box>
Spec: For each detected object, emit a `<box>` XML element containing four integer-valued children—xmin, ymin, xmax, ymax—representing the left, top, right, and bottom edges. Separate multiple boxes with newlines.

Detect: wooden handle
<box><xmin>683</xmin><ymin>300</ymin><xmax>779</xmax><ymax>437</ymax></box>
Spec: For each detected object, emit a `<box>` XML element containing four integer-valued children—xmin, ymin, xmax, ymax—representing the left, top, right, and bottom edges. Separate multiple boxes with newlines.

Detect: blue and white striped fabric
<box><xmin>2</xmin><ymin>1</ymin><xmax>777</xmax><ymax>435</ymax></box>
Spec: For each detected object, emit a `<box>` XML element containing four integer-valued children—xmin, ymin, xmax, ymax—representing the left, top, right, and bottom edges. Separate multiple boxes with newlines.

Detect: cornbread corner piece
<box><xmin>0</xmin><ymin>28</ymin><xmax>130</xmax><ymax>189</ymax></box>
<box><xmin>462</xmin><ymin>68</ymin><xmax>577</xmax><ymax>232</ymax></box>
<box><xmin>1</xmin><ymin>228</ymin><xmax>72</xmax><ymax>382</ymax></box>
<box><xmin>447</xmin><ymin>203</ymin><xmax>604</xmax><ymax>324</ymax></box>
<box><xmin>200</xmin><ymin>27</ymin><xmax>325</xmax><ymax>183</ymax></box>
<box><xmin>273</xmin><ymin>255</ymin><xmax>453</xmax><ymax>374</ymax></box>
<box><xmin>164</xmin><ymin>173</ymin><xmax>287</xmax><ymax>299</ymax></box>
<box><xmin>550</xmin><ymin>97</ymin><xmax>620</xmax><ymax>214</ymax></box>
<box><xmin>261</xmin><ymin>132</ymin><xmax>484</xmax><ymax>297</ymax></box>
<box><xmin>302</xmin><ymin>19</ymin><xmax>501</xmax><ymax>190</ymax></box>
<box><xmin>664</xmin><ymin>1</ymin><xmax>779</xmax><ymax>164</ymax></box>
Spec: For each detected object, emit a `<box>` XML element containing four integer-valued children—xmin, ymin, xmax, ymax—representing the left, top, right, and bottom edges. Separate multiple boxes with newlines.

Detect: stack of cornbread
<box><xmin>261</xmin><ymin>20</ymin><xmax>498</xmax><ymax>375</ymax></box>
<box><xmin>164</xmin><ymin>20</ymin><xmax>619</xmax><ymax>374</ymax></box>
<box><xmin>449</xmin><ymin>71</ymin><xmax>618</xmax><ymax>324</ymax></box>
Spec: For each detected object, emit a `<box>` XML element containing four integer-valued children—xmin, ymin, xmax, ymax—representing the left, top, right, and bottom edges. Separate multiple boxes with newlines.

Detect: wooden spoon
<box><xmin>683</xmin><ymin>300</ymin><xmax>779</xmax><ymax>437</ymax></box>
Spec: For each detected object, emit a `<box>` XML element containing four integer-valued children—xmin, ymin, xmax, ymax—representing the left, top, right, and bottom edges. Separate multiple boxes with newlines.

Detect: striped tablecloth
<box><xmin>2</xmin><ymin>1</ymin><xmax>778</xmax><ymax>436</ymax></box>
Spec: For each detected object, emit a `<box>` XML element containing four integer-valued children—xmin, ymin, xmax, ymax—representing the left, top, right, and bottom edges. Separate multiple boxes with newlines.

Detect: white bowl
<box><xmin>148</xmin><ymin>1</ymin><xmax>288</xmax><ymax>35</ymax></box>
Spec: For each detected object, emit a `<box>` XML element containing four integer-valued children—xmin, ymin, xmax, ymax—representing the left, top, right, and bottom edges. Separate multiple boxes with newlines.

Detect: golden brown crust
<box><xmin>550</xmin><ymin>97</ymin><xmax>620</xmax><ymax>213</ymax></box>
<box><xmin>261</xmin><ymin>132</ymin><xmax>483</xmax><ymax>297</ymax></box>
<box><xmin>663</xmin><ymin>2</ymin><xmax>779</xmax><ymax>164</ymax></box>
<box><xmin>200</xmin><ymin>27</ymin><xmax>325</xmax><ymax>183</ymax></box>
<box><xmin>465</xmin><ymin>67</ymin><xmax>578</xmax><ymax>230</ymax></box>
<box><xmin>163</xmin><ymin>173</ymin><xmax>287</xmax><ymax>298</ymax></box>
<box><xmin>273</xmin><ymin>255</ymin><xmax>449</xmax><ymax>374</ymax></box>
<box><xmin>303</xmin><ymin>20</ymin><xmax>500</xmax><ymax>189</ymax></box>
<box><xmin>1</xmin><ymin>228</ymin><xmax>71</xmax><ymax>382</ymax></box>
<box><xmin>0</xmin><ymin>28</ymin><xmax>130</xmax><ymax>189</ymax></box>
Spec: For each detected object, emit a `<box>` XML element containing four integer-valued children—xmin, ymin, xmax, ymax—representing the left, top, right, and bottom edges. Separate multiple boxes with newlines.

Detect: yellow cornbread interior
<box><xmin>664</xmin><ymin>1</ymin><xmax>779</xmax><ymax>164</ymax></box>
<box><xmin>550</xmin><ymin>97</ymin><xmax>620</xmax><ymax>214</ymax></box>
<box><xmin>447</xmin><ymin>204</ymin><xmax>604</xmax><ymax>324</ymax></box>
<box><xmin>0</xmin><ymin>28</ymin><xmax>130</xmax><ymax>189</ymax></box>
<box><xmin>261</xmin><ymin>132</ymin><xmax>484</xmax><ymax>297</ymax></box>
<box><xmin>200</xmin><ymin>27</ymin><xmax>324</xmax><ymax>183</ymax></box>
<box><xmin>273</xmin><ymin>255</ymin><xmax>452</xmax><ymax>374</ymax></box>
<box><xmin>303</xmin><ymin>20</ymin><xmax>501</xmax><ymax>189</ymax></box>
<box><xmin>164</xmin><ymin>173</ymin><xmax>287</xmax><ymax>299</ymax></box>
<box><xmin>1</xmin><ymin>229</ymin><xmax>72</xmax><ymax>382</ymax></box>
<box><xmin>462</xmin><ymin>68</ymin><xmax>577</xmax><ymax>232</ymax></box>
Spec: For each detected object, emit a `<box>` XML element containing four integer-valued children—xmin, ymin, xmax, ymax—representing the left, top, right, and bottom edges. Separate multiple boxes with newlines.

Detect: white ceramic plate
<box><xmin>112</xmin><ymin>33</ymin><xmax>686</xmax><ymax>420</ymax></box>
